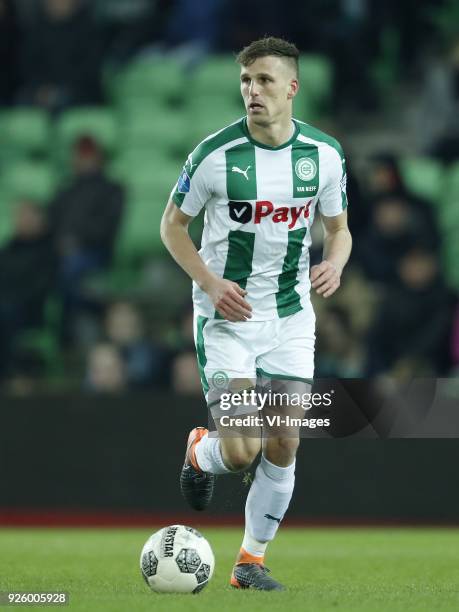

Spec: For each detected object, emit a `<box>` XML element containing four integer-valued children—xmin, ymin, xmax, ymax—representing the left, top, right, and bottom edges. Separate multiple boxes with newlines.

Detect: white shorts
<box><xmin>193</xmin><ymin>304</ymin><xmax>315</xmax><ymax>401</ymax></box>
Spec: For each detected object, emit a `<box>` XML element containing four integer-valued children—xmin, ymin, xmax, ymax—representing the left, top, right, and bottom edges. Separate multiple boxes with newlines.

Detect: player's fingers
<box><xmin>311</xmin><ymin>268</ymin><xmax>335</xmax><ymax>289</ymax></box>
<box><xmin>227</xmin><ymin>290</ymin><xmax>252</xmax><ymax>312</ymax></box>
<box><xmin>315</xmin><ymin>275</ymin><xmax>338</xmax><ymax>294</ymax></box>
<box><xmin>216</xmin><ymin>304</ymin><xmax>239</xmax><ymax>322</ymax></box>
<box><xmin>316</xmin><ymin>280</ymin><xmax>333</xmax><ymax>295</ymax></box>
<box><xmin>309</xmin><ymin>265</ymin><xmax>322</xmax><ymax>282</ymax></box>
<box><xmin>233</xmin><ymin>284</ymin><xmax>248</xmax><ymax>297</ymax></box>
<box><xmin>322</xmin><ymin>279</ymin><xmax>340</xmax><ymax>298</ymax></box>
<box><xmin>217</xmin><ymin>297</ymin><xmax>249</xmax><ymax>321</ymax></box>
<box><xmin>221</xmin><ymin>295</ymin><xmax>251</xmax><ymax>319</ymax></box>
<box><xmin>310</xmin><ymin>262</ymin><xmax>329</xmax><ymax>281</ymax></box>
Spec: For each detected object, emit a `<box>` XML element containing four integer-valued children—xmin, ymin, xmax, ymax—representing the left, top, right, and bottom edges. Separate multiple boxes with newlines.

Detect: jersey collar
<box><xmin>242</xmin><ymin>117</ymin><xmax>299</xmax><ymax>150</ymax></box>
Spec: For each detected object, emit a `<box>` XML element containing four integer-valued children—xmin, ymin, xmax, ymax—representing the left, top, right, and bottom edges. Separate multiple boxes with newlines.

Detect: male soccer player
<box><xmin>161</xmin><ymin>37</ymin><xmax>352</xmax><ymax>590</ymax></box>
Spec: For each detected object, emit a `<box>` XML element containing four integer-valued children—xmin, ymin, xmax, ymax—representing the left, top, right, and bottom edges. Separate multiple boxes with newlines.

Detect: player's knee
<box><xmin>265</xmin><ymin>436</ymin><xmax>300</xmax><ymax>464</ymax></box>
<box><xmin>223</xmin><ymin>443</ymin><xmax>260</xmax><ymax>472</ymax></box>
<box><xmin>278</xmin><ymin>436</ymin><xmax>300</xmax><ymax>455</ymax></box>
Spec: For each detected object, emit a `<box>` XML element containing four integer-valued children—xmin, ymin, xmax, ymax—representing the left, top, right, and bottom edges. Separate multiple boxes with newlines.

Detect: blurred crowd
<box><xmin>0</xmin><ymin>0</ymin><xmax>458</xmax><ymax>394</ymax></box>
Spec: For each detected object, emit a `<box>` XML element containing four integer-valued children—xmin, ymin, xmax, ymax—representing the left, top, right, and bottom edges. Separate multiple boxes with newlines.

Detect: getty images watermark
<box><xmin>216</xmin><ymin>388</ymin><xmax>334</xmax><ymax>430</ymax></box>
<box><xmin>209</xmin><ymin>378</ymin><xmax>459</xmax><ymax>438</ymax></box>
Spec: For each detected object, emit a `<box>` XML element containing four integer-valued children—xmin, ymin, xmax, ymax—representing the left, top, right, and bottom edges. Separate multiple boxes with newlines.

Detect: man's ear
<box><xmin>287</xmin><ymin>78</ymin><xmax>299</xmax><ymax>100</ymax></box>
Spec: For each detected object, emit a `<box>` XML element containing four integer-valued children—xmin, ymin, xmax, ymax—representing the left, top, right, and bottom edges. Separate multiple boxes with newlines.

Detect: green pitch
<box><xmin>0</xmin><ymin>527</ymin><xmax>458</xmax><ymax>611</ymax></box>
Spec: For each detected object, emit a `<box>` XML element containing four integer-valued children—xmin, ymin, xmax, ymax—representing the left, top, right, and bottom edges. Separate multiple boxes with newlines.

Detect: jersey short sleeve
<box><xmin>171</xmin><ymin>153</ymin><xmax>212</xmax><ymax>217</ymax></box>
<box><xmin>317</xmin><ymin>143</ymin><xmax>348</xmax><ymax>217</ymax></box>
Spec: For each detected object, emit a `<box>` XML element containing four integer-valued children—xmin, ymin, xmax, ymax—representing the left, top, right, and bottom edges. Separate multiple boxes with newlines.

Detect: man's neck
<box><xmin>246</xmin><ymin>115</ymin><xmax>294</xmax><ymax>148</ymax></box>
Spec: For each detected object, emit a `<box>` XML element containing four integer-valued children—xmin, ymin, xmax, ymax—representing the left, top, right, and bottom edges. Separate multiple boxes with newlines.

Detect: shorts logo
<box><xmin>177</xmin><ymin>168</ymin><xmax>190</xmax><ymax>193</ymax></box>
<box><xmin>211</xmin><ymin>371</ymin><xmax>229</xmax><ymax>388</ymax></box>
<box><xmin>229</xmin><ymin>201</ymin><xmax>252</xmax><ymax>224</ymax></box>
<box><xmin>295</xmin><ymin>157</ymin><xmax>317</xmax><ymax>181</ymax></box>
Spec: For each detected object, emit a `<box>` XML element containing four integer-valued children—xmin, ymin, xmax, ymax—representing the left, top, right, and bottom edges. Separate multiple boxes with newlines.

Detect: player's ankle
<box><xmin>241</xmin><ymin>530</ymin><xmax>268</xmax><ymax>560</ymax></box>
<box><xmin>236</xmin><ymin>546</ymin><xmax>265</xmax><ymax>566</ymax></box>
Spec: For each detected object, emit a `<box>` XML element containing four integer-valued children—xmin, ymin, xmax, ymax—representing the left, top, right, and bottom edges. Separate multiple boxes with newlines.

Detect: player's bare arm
<box><xmin>311</xmin><ymin>210</ymin><xmax>352</xmax><ymax>298</ymax></box>
<box><xmin>160</xmin><ymin>200</ymin><xmax>252</xmax><ymax>322</ymax></box>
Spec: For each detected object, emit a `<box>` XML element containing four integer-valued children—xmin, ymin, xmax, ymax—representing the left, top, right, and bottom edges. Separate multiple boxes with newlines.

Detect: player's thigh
<box><xmin>193</xmin><ymin>314</ymin><xmax>257</xmax><ymax>401</ymax></box>
<box><xmin>194</xmin><ymin>314</ymin><xmax>261</xmax><ymax>468</ymax></box>
<box><xmin>256</xmin><ymin>305</ymin><xmax>315</xmax><ymax>383</ymax></box>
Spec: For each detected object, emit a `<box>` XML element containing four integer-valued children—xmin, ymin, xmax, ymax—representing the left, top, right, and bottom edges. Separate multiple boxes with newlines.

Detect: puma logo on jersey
<box><xmin>232</xmin><ymin>165</ymin><xmax>251</xmax><ymax>181</ymax></box>
<box><xmin>228</xmin><ymin>200</ymin><xmax>313</xmax><ymax>228</ymax></box>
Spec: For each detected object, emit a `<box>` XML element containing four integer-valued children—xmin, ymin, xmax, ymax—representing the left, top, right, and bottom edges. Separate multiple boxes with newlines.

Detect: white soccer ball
<box><xmin>140</xmin><ymin>525</ymin><xmax>215</xmax><ymax>593</ymax></box>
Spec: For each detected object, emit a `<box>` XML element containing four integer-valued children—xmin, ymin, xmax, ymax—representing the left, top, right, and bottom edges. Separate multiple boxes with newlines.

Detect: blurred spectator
<box><xmin>315</xmin><ymin>305</ymin><xmax>364</xmax><ymax>377</ymax></box>
<box><xmin>4</xmin><ymin>350</ymin><xmax>46</xmax><ymax>396</ymax></box>
<box><xmin>366</xmin><ymin>153</ymin><xmax>405</xmax><ymax>197</ymax></box>
<box><xmin>416</xmin><ymin>38</ymin><xmax>459</xmax><ymax>162</ymax></box>
<box><xmin>357</xmin><ymin>191</ymin><xmax>437</xmax><ymax>283</ymax></box>
<box><xmin>0</xmin><ymin>0</ymin><xmax>20</xmax><ymax>105</ymax></box>
<box><xmin>16</xmin><ymin>0</ymin><xmax>104</xmax><ymax>113</ymax></box>
<box><xmin>170</xmin><ymin>302</ymin><xmax>202</xmax><ymax>395</ymax></box>
<box><xmin>0</xmin><ymin>201</ymin><xmax>57</xmax><ymax>378</ymax></box>
<box><xmin>343</xmin><ymin>163</ymin><xmax>369</xmax><ymax>244</ymax></box>
<box><xmin>364</xmin><ymin>153</ymin><xmax>439</xmax><ymax>238</ymax></box>
<box><xmin>366</xmin><ymin>238</ymin><xmax>454</xmax><ymax>376</ymax></box>
<box><xmin>367</xmin><ymin>152</ymin><xmax>435</xmax><ymax>210</ymax></box>
<box><xmin>172</xmin><ymin>352</ymin><xmax>202</xmax><ymax>395</ymax></box>
<box><xmin>96</xmin><ymin>0</ymin><xmax>171</xmax><ymax>64</ymax></box>
<box><xmin>85</xmin><ymin>342</ymin><xmax>127</xmax><ymax>393</ymax></box>
<box><xmin>164</xmin><ymin>0</ymin><xmax>226</xmax><ymax>58</ymax></box>
<box><xmin>451</xmin><ymin>305</ymin><xmax>459</xmax><ymax>368</ymax></box>
<box><xmin>104</xmin><ymin>301</ymin><xmax>169</xmax><ymax>388</ymax></box>
<box><xmin>49</xmin><ymin>135</ymin><xmax>125</xmax><ymax>343</ymax></box>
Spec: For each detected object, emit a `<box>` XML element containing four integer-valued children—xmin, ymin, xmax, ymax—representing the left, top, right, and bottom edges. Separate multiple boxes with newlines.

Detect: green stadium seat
<box><xmin>294</xmin><ymin>89</ymin><xmax>320</xmax><ymax>123</ymax></box>
<box><xmin>116</xmin><ymin>197</ymin><xmax>166</xmax><ymax>260</ymax></box>
<box><xmin>299</xmin><ymin>55</ymin><xmax>333</xmax><ymax>106</ymax></box>
<box><xmin>0</xmin><ymin>198</ymin><xmax>13</xmax><ymax>246</ymax></box>
<box><xmin>1</xmin><ymin>160</ymin><xmax>58</xmax><ymax>203</ymax></box>
<box><xmin>112</xmin><ymin>56</ymin><xmax>185</xmax><ymax>107</ymax></box>
<box><xmin>189</xmin><ymin>56</ymin><xmax>240</xmax><ymax>105</ymax></box>
<box><xmin>399</xmin><ymin>157</ymin><xmax>444</xmax><ymax>204</ymax></box>
<box><xmin>0</xmin><ymin>108</ymin><xmax>51</xmax><ymax>157</ymax></box>
<box><xmin>15</xmin><ymin>296</ymin><xmax>63</xmax><ymax>379</ymax></box>
<box><xmin>442</xmin><ymin>240</ymin><xmax>459</xmax><ymax>290</ymax></box>
<box><xmin>55</xmin><ymin>107</ymin><xmax>118</xmax><ymax>164</ymax></box>
<box><xmin>116</xmin><ymin>163</ymin><xmax>179</xmax><ymax>260</ymax></box>
<box><xmin>185</xmin><ymin>97</ymin><xmax>243</xmax><ymax>148</ymax></box>
<box><xmin>445</xmin><ymin>161</ymin><xmax>459</xmax><ymax>196</ymax></box>
<box><xmin>120</xmin><ymin>108</ymin><xmax>189</xmax><ymax>158</ymax></box>
<box><xmin>294</xmin><ymin>55</ymin><xmax>333</xmax><ymax>119</ymax></box>
<box><xmin>108</xmin><ymin>149</ymin><xmax>176</xmax><ymax>182</ymax></box>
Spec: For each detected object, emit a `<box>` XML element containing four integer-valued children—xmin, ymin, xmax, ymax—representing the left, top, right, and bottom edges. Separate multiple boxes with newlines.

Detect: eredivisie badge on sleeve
<box><xmin>177</xmin><ymin>168</ymin><xmax>191</xmax><ymax>194</ymax></box>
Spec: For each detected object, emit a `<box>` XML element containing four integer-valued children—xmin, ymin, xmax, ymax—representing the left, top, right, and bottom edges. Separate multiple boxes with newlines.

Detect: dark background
<box><xmin>2</xmin><ymin>394</ymin><xmax>459</xmax><ymax>523</ymax></box>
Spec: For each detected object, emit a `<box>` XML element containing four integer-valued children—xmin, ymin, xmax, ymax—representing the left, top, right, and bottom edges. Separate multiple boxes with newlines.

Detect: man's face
<box><xmin>240</xmin><ymin>56</ymin><xmax>298</xmax><ymax>126</ymax></box>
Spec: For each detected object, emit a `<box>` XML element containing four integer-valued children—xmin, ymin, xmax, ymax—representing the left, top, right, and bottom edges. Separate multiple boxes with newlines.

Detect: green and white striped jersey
<box><xmin>171</xmin><ymin>117</ymin><xmax>348</xmax><ymax>321</ymax></box>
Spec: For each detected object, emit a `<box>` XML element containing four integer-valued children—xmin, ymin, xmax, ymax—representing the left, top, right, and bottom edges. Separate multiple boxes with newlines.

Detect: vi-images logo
<box><xmin>228</xmin><ymin>200</ymin><xmax>313</xmax><ymax>229</ymax></box>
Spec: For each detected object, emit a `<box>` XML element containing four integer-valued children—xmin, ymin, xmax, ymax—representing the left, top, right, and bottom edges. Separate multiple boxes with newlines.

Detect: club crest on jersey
<box><xmin>295</xmin><ymin>157</ymin><xmax>317</xmax><ymax>181</ymax></box>
<box><xmin>177</xmin><ymin>168</ymin><xmax>190</xmax><ymax>194</ymax></box>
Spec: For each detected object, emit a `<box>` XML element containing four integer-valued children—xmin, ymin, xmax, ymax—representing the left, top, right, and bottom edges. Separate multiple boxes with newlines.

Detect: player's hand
<box><xmin>310</xmin><ymin>260</ymin><xmax>341</xmax><ymax>298</ymax></box>
<box><xmin>203</xmin><ymin>276</ymin><xmax>252</xmax><ymax>322</ymax></box>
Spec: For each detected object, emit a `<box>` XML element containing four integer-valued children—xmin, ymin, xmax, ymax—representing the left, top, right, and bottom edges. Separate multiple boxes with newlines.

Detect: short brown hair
<box><xmin>236</xmin><ymin>36</ymin><xmax>299</xmax><ymax>77</ymax></box>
